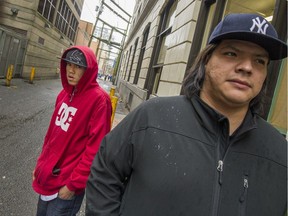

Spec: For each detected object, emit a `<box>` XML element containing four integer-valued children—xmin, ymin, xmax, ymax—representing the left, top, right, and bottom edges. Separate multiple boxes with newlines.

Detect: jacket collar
<box><xmin>191</xmin><ymin>95</ymin><xmax>257</xmax><ymax>137</ymax></box>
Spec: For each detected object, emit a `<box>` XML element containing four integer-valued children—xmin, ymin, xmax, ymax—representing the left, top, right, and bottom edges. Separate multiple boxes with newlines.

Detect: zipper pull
<box><xmin>70</xmin><ymin>88</ymin><xmax>75</xmax><ymax>102</ymax></box>
<box><xmin>217</xmin><ymin>160</ymin><xmax>223</xmax><ymax>172</ymax></box>
<box><xmin>244</xmin><ymin>178</ymin><xmax>248</xmax><ymax>188</ymax></box>
<box><xmin>239</xmin><ymin>177</ymin><xmax>249</xmax><ymax>202</ymax></box>
<box><xmin>217</xmin><ymin>160</ymin><xmax>223</xmax><ymax>185</ymax></box>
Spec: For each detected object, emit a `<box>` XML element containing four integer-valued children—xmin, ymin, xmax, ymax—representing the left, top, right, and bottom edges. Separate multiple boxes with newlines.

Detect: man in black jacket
<box><xmin>86</xmin><ymin>13</ymin><xmax>287</xmax><ymax>216</ymax></box>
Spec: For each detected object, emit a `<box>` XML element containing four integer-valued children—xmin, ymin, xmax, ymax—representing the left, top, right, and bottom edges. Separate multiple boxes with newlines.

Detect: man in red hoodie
<box><xmin>32</xmin><ymin>46</ymin><xmax>112</xmax><ymax>215</ymax></box>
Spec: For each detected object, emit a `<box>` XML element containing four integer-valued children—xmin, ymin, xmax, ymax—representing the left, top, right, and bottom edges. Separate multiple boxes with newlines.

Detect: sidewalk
<box><xmin>96</xmin><ymin>78</ymin><xmax>129</xmax><ymax>128</ymax></box>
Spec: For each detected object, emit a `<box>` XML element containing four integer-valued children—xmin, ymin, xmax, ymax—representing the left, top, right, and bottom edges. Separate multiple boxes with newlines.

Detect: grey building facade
<box><xmin>0</xmin><ymin>0</ymin><xmax>84</xmax><ymax>79</ymax></box>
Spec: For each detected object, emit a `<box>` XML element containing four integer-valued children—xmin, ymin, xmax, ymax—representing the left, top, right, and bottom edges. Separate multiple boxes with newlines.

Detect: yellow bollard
<box><xmin>110</xmin><ymin>86</ymin><xmax>116</xmax><ymax>97</ymax></box>
<box><xmin>29</xmin><ymin>67</ymin><xmax>36</xmax><ymax>84</ymax></box>
<box><xmin>110</xmin><ymin>96</ymin><xmax>118</xmax><ymax>126</ymax></box>
<box><xmin>5</xmin><ymin>65</ymin><xmax>13</xmax><ymax>86</ymax></box>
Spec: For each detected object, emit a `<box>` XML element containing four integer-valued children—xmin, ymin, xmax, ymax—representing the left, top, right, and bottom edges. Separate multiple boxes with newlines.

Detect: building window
<box><xmin>156</xmin><ymin>2</ymin><xmax>176</xmax><ymax>64</ymax></box>
<box><xmin>37</xmin><ymin>0</ymin><xmax>79</xmax><ymax>42</ymax></box>
<box><xmin>67</xmin><ymin>15</ymin><xmax>78</xmax><ymax>41</ymax></box>
<box><xmin>37</xmin><ymin>0</ymin><xmax>57</xmax><ymax>23</ymax></box>
<box><xmin>73</xmin><ymin>1</ymin><xmax>81</xmax><ymax>16</ymax></box>
<box><xmin>124</xmin><ymin>47</ymin><xmax>132</xmax><ymax>80</ymax></box>
<box><xmin>152</xmin><ymin>67</ymin><xmax>162</xmax><ymax>94</ymax></box>
<box><xmin>128</xmin><ymin>38</ymin><xmax>139</xmax><ymax>82</ymax></box>
<box><xmin>38</xmin><ymin>36</ymin><xmax>45</xmax><ymax>45</ymax></box>
<box><xmin>267</xmin><ymin>59</ymin><xmax>287</xmax><ymax>135</ymax></box>
<box><xmin>134</xmin><ymin>24</ymin><xmax>150</xmax><ymax>84</ymax></box>
<box><xmin>55</xmin><ymin>0</ymin><xmax>71</xmax><ymax>35</ymax></box>
<box><xmin>54</xmin><ymin>0</ymin><xmax>78</xmax><ymax>41</ymax></box>
<box><xmin>145</xmin><ymin>0</ymin><xmax>177</xmax><ymax>96</ymax></box>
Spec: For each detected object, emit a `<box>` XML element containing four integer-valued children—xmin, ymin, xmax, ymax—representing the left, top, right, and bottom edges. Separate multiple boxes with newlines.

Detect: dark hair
<box><xmin>183</xmin><ymin>44</ymin><xmax>216</xmax><ymax>98</ymax></box>
<box><xmin>182</xmin><ymin>43</ymin><xmax>266</xmax><ymax>114</ymax></box>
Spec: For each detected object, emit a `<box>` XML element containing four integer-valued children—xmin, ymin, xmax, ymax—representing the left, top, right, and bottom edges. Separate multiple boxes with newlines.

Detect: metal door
<box><xmin>0</xmin><ymin>28</ymin><xmax>27</xmax><ymax>78</ymax></box>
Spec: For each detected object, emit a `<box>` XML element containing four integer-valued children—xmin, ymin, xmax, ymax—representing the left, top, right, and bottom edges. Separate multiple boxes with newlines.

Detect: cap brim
<box><xmin>61</xmin><ymin>58</ymin><xmax>87</xmax><ymax>68</ymax></box>
<box><xmin>209</xmin><ymin>31</ymin><xmax>287</xmax><ymax>60</ymax></box>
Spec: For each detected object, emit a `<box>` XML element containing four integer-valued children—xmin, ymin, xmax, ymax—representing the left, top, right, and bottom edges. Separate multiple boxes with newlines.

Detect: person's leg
<box><xmin>36</xmin><ymin>196</ymin><xmax>48</xmax><ymax>216</ymax></box>
<box><xmin>46</xmin><ymin>192</ymin><xmax>85</xmax><ymax>216</ymax></box>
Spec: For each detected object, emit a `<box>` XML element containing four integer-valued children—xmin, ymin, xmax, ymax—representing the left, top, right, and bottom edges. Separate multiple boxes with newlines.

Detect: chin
<box><xmin>68</xmin><ymin>81</ymin><xmax>77</xmax><ymax>86</ymax></box>
<box><xmin>226</xmin><ymin>95</ymin><xmax>251</xmax><ymax>106</ymax></box>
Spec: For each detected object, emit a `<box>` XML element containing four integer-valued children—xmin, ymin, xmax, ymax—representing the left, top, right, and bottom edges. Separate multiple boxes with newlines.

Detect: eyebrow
<box><xmin>220</xmin><ymin>44</ymin><xmax>269</xmax><ymax>59</ymax></box>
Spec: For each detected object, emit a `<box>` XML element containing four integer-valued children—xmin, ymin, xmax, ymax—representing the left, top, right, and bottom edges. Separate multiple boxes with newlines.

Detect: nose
<box><xmin>236</xmin><ymin>57</ymin><xmax>253</xmax><ymax>75</ymax></box>
<box><xmin>67</xmin><ymin>64</ymin><xmax>75</xmax><ymax>73</ymax></box>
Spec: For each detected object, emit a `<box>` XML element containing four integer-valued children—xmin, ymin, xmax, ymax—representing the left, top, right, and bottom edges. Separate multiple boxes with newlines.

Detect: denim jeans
<box><xmin>36</xmin><ymin>192</ymin><xmax>84</xmax><ymax>216</ymax></box>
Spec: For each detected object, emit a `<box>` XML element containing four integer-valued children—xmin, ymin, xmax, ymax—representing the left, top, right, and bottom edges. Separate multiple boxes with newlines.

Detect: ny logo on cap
<box><xmin>250</xmin><ymin>17</ymin><xmax>269</xmax><ymax>35</ymax></box>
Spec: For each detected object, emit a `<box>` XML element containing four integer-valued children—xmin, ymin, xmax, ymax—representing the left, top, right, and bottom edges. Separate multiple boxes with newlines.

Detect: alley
<box><xmin>0</xmin><ymin>78</ymin><xmax>127</xmax><ymax>215</ymax></box>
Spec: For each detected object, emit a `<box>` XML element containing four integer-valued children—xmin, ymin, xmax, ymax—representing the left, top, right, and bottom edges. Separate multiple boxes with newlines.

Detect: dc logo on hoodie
<box><xmin>55</xmin><ymin>102</ymin><xmax>77</xmax><ymax>132</ymax></box>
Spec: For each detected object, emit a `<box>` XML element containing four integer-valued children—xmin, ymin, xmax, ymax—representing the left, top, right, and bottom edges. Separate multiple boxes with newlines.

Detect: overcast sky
<box><xmin>80</xmin><ymin>0</ymin><xmax>136</xmax><ymax>69</ymax></box>
<box><xmin>80</xmin><ymin>0</ymin><xmax>135</xmax><ymax>25</ymax></box>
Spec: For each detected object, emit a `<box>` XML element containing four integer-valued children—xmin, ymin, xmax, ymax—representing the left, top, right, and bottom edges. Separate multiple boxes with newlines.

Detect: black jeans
<box><xmin>36</xmin><ymin>192</ymin><xmax>84</xmax><ymax>216</ymax></box>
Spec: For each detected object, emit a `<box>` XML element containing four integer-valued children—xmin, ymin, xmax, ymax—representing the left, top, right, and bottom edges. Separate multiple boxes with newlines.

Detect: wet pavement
<box><xmin>0</xmin><ymin>78</ymin><xmax>128</xmax><ymax>216</ymax></box>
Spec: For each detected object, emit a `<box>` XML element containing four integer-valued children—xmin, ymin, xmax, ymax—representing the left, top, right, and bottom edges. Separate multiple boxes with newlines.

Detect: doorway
<box><xmin>0</xmin><ymin>28</ymin><xmax>27</xmax><ymax>78</ymax></box>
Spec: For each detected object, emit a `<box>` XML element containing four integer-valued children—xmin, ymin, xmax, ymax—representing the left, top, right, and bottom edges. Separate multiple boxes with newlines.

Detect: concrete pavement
<box><xmin>0</xmin><ymin>77</ymin><xmax>129</xmax><ymax>215</ymax></box>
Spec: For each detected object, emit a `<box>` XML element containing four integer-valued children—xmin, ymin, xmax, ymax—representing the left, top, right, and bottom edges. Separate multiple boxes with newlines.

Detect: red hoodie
<box><xmin>32</xmin><ymin>46</ymin><xmax>112</xmax><ymax>195</ymax></box>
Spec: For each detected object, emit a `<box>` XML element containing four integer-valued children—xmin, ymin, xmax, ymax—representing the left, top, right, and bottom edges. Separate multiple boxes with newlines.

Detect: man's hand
<box><xmin>58</xmin><ymin>185</ymin><xmax>75</xmax><ymax>200</ymax></box>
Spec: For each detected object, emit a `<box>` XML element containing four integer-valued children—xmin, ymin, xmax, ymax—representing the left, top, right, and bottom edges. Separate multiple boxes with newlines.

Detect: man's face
<box><xmin>66</xmin><ymin>62</ymin><xmax>86</xmax><ymax>86</ymax></box>
<box><xmin>200</xmin><ymin>39</ymin><xmax>269</xmax><ymax>111</ymax></box>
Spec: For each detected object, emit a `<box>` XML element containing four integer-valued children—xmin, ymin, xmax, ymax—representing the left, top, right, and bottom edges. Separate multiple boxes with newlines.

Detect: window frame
<box><xmin>133</xmin><ymin>23</ymin><xmax>151</xmax><ymax>84</ymax></box>
<box><xmin>145</xmin><ymin>0</ymin><xmax>177</xmax><ymax>98</ymax></box>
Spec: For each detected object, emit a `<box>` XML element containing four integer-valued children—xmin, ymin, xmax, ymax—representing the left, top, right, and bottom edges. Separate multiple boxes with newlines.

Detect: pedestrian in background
<box><xmin>32</xmin><ymin>46</ymin><xmax>112</xmax><ymax>215</ymax></box>
<box><xmin>85</xmin><ymin>13</ymin><xmax>287</xmax><ymax>216</ymax></box>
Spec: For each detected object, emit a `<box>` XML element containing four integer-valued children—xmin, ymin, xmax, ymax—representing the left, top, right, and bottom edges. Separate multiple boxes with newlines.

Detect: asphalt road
<box><xmin>0</xmin><ymin>77</ymin><xmax>128</xmax><ymax>215</ymax></box>
<box><xmin>0</xmin><ymin>79</ymin><xmax>63</xmax><ymax>215</ymax></box>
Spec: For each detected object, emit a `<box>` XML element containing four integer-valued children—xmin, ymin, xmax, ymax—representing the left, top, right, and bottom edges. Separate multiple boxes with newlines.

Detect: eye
<box><xmin>224</xmin><ymin>52</ymin><xmax>237</xmax><ymax>57</ymax></box>
<box><xmin>255</xmin><ymin>58</ymin><xmax>267</xmax><ymax>65</ymax></box>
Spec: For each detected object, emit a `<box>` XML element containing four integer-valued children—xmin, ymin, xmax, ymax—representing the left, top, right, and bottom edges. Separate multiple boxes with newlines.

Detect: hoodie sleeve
<box><xmin>66</xmin><ymin>93</ymin><xmax>112</xmax><ymax>193</ymax></box>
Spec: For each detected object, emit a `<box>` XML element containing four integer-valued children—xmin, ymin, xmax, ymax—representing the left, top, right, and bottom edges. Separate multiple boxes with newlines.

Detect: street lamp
<box><xmin>88</xmin><ymin>2</ymin><xmax>104</xmax><ymax>46</ymax></box>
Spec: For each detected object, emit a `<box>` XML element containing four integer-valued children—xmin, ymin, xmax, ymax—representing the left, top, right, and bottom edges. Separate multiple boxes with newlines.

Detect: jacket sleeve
<box><xmin>85</xmin><ymin>106</ymin><xmax>141</xmax><ymax>215</ymax></box>
<box><xmin>66</xmin><ymin>95</ymin><xmax>112</xmax><ymax>193</ymax></box>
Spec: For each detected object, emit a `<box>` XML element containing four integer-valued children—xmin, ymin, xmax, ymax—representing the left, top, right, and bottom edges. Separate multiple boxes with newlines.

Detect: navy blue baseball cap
<box><xmin>208</xmin><ymin>13</ymin><xmax>287</xmax><ymax>60</ymax></box>
<box><xmin>62</xmin><ymin>49</ymin><xmax>87</xmax><ymax>68</ymax></box>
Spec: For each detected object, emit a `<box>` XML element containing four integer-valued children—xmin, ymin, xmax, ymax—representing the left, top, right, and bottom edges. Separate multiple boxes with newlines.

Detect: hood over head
<box><xmin>60</xmin><ymin>46</ymin><xmax>98</xmax><ymax>93</ymax></box>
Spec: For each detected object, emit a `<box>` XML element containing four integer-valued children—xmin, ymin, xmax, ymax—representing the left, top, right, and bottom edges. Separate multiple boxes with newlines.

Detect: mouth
<box><xmin>229</xmin><ymin>79</ymin><xmax>252</xmax><ymax>89</ymax></box>
<box><xmin>67</xmin><ymin>75</ymin><xmax>74</xmax><ymax>80</ymax></box>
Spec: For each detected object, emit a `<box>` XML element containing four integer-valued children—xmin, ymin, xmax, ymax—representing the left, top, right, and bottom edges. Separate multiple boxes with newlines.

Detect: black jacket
<box><xmin>86</xmin><ymin>96</ymin><xmax>287</xmax><ymax>216</ymax></box>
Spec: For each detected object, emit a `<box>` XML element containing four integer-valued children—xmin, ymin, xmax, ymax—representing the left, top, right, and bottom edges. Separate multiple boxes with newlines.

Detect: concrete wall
<box><xmin>0</xmin><ymin>0</ymin><xmax>84</xmax><ymax>79</ymax></box>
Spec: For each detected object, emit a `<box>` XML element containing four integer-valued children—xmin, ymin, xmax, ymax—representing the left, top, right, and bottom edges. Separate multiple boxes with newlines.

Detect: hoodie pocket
<box><xmin>238</xmin><ymin>174</ymin><xmax>248</xmax><ymax>216</ymax></box>
<box><xmin>35</xmin><ymin>150</ymin><xmax>60</xmax><ymax>187</ymax></box>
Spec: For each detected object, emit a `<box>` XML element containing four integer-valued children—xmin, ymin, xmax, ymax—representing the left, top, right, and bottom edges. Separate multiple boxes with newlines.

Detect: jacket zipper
<box><xmin>70</xmin><ymin>88</ymin><xmax>76</xmax><ymax>102</ymax></box>
<box><xmin>211</xmin><ymin>119</ymin><xmax>229</xmax><ymax>216</ymax></box>
<box><xmin>217</xmin><ymin>160</ymin><xmax>223</xmax><ymax>184</ymax></box>
<box><xmin>211</xmin><ymin>160</ymin><xmax>224</xmax><ymax>216</ymax></box>
<box><xmin>238</xmin><ymin>175</ymin><xmax>249</xmax><ymax>216</ymax></box>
